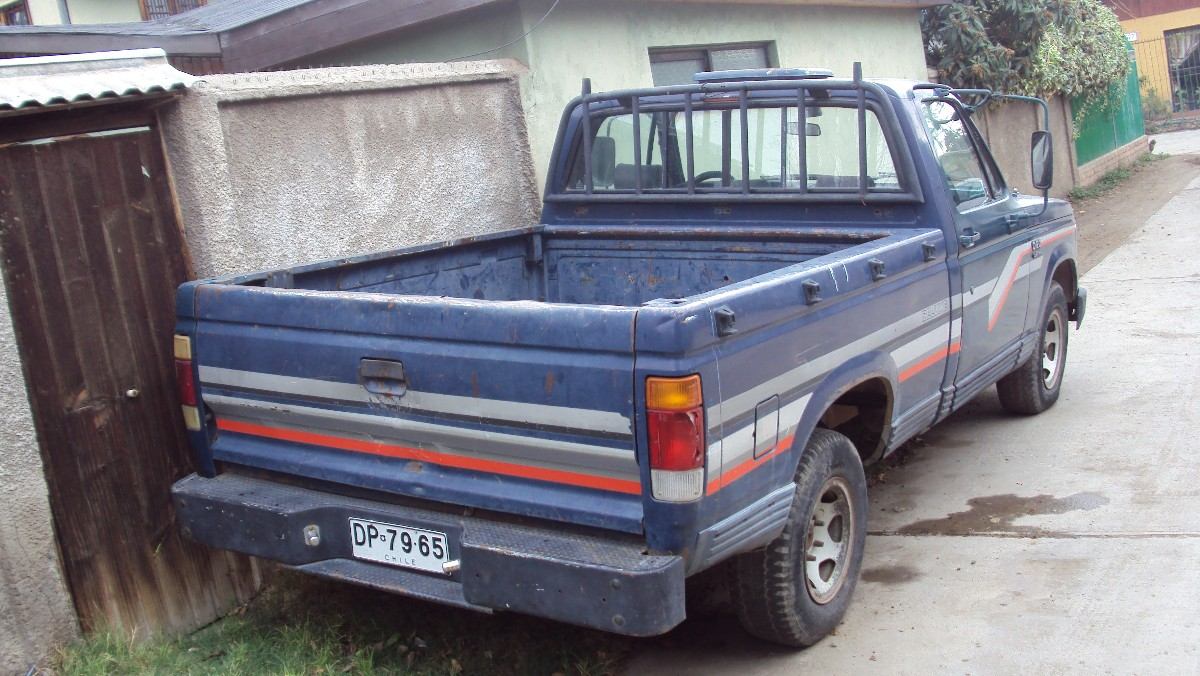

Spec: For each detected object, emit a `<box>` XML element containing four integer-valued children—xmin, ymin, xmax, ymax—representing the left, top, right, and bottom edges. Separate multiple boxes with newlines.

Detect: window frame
<box><xmin>562</xmin><ymin>98</ymin><xmax>910</xmax><ymax>199</ymax></box>
<box><xmin>918</xmin><ymin>97</ymin><xmax>1000</xmax><ymax>212</ymax></box>
<box><xmin>648</xmin><ymin>42</ymin><xmax>775</xmax><ymax>86</ymax></box>
<box><xmin>0</xmin><ymin>1</ymin><xmax>31</xmax><ymax>26</ymax></box>
<box><xmin>140</xmin><ymin>0</ymin><xmax>206</xmax><ymax>21</ymax></box>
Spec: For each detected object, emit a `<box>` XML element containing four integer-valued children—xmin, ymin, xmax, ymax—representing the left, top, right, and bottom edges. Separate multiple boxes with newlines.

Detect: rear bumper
<box><xmin>171</xmin><ymin>473</ymin><xmax>685</xmax><ymax>636</ymax></box>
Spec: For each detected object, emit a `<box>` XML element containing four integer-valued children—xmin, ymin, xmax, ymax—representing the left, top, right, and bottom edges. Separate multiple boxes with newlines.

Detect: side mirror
<box><xmin>1031</xmin><ymin>130</ymin><xmax>1053</xmax><ymax>190</ymax></box>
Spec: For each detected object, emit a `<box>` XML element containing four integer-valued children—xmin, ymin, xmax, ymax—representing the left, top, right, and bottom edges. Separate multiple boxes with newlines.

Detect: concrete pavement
<box><xmin>1151</xmin><ymin>128</ymin><xmax>1200</xmax><ymax>155</ymax></box>
<box><xmin>625</xmin><ymin>177</ymin><xmax>1200</xmax><ymax>673</ymax></box>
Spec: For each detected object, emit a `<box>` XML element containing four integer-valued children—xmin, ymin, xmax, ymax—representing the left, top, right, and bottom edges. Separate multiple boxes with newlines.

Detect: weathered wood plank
<box><xmin>0</xmin><ymin>125</ymin><xmax>259</xmax><ymax>636</ymax></box>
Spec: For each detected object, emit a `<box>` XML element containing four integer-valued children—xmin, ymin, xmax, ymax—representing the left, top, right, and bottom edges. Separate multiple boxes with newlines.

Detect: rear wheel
<box><xmin>729</xmin><ymin>428</ymin><xmax>867</xmax><ymax>647</ymax></box>
<box><xmin>997</xmin><ymin>282</ymin><xmax>1069</xmax><ymax>415</ymax></box>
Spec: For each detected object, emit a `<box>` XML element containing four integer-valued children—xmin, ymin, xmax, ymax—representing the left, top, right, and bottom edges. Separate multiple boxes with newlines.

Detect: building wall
<box><xmin>159</xmin><ymin>61</ymin><xmax>540</xmax><ymax>278</ymax></box>
<box><xmin>294</xmin><ymin>0</ymin><xmax>929</xmax><ymax>190</ymax></box>
<box><xmin>23</xmin><ymin>0</ymin><xmax>64</xmax><ymax>24</ymax></box>
<box><xmin>65</xmin><ymin>0</ymin><xmax>143</xmax><ymax>24</ymax></box>
<box><xmin>22</xmin><ymin>0</ymin><xmax>143</xmax><ymax>24</ymax></box>
<box><xmin>293</xmin><ymin>0</ymin><xmax>530</xmax><ymax>69</ymax></box>
<box><xmin>1124</xmin><ymin>7</ymin><xmax>1200</xmax><ymax>101</ymax></box>
<box><xmin>516</xmin><ymin>0</ymin><xmax>928</xmax><ymax>188</ymax></box>
<box><xmin>0</xmin><ymin>280</ymin><xmax>79</xmax><ymax>674</ymax></box>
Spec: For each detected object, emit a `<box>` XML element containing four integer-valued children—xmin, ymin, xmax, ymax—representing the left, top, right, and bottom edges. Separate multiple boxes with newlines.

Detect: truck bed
<box><xmin>179</xmin><ymin>223</ymin><xmax>904</xmax><ymax>534</ymax></box>
<box><xmin>236</xmin><ymin>225</ymin><xmax>879</xmax><ymax>306</ymax></box>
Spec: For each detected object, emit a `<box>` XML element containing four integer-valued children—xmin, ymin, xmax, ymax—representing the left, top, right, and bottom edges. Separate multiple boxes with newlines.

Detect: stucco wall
<box><xmin>0</xmin><ymin>281</ymin><xmax>79</xmax><ymax>674</ymax></box>
<box><xmin>974</xmin><ymin>95</ymin><xmax>1079</xmax><ymax>199</ymax></box>
<box><xmin>294</xmin><ymin>0</ymin><xmax>929</xmax><ymax>190</ymax></box>
<box><xmin>160</xmin><ymin>61</ymin><xmax>540</xmax><ymax>278</ymax></box>
<box><xmin>517</xmin><ymin>0</ymin><xmax>929</xmax><ymax>188</ymax></box>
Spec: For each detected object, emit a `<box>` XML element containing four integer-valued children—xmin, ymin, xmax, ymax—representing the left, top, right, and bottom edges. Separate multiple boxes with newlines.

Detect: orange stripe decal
<box><xmin>216</xmin><ymin>418</ymin><xmax>642</xmax><ymax>495</ymax></box>
<box><xmin>899</xmin><ymin>340</ymin><xmax>962</xmax><ymax>382</ymax></box>
<box><xmin>988</xmin><ymin>225</ymin><xmax>1077</xmax><ymax>331</ymax></box>
<box><xmin>708</xmin><ymin>433</ymin><xmax>797</xmax><ymax>495</ymax></box>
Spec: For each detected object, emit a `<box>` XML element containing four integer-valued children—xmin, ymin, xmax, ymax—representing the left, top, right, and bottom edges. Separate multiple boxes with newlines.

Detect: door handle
<box><xmin>959</xmin><ymin>229</ymin><xmax>982</xmax><ymax>248</ymax></box>
<box><xmin>359</xmin><ymin>359</ymin><xmax>407</xmax><ymax>397</ymax></box>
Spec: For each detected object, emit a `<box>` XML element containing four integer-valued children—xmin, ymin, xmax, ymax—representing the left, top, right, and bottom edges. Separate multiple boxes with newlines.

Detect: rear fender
<box><xmin>783</xmin><ymin>350</ymin><xmax>897</xmax><ymax>476</ymax></box>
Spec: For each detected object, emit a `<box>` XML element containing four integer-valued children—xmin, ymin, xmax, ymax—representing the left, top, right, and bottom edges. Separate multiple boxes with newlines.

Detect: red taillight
<box><xmin>174</xmin><ymin>335</ymin><xmax>202</xmax><ymax>431</ymax></box>
<box><xmin>647</xmin><ymin>408</ymin><xmax>705</xmax><ymax>470</ymax></box>
<box><xmin>175</xmin><ymin>358</ymin><xmax>197</xmax><ymax>406</ymax></box>
<box><xmin>646</xmin><ymin>375</ymin><xmax>706</xmax><ymax>502</ymax></box>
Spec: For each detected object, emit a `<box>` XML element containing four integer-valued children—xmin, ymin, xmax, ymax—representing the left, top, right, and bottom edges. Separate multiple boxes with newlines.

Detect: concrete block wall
<box><xmin>159</xmin><ymin>60</ymin><xmax>541</xmax><ymax>278</ymax></box>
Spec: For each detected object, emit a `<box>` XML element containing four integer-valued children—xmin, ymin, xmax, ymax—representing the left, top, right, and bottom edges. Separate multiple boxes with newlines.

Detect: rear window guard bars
<box><xmin>549</xmin><ymin>63</ymin><xmax>924</xmax><ymax>205</ymax></box>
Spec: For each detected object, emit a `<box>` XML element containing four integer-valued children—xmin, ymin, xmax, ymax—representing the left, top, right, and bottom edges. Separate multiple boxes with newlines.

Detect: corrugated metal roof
<box><xmin>0</xmin><ymin>48</ymin><xmax>194</xmax><ymax>113</ymax></box>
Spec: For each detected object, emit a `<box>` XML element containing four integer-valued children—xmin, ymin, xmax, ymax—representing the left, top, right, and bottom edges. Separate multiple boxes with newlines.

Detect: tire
<box><xmin>997</xmin><ymin>282</ymin><xmax>1069</xmax><ymax>415</ymax></box>
<box><xmin>729</xmin><ymin>428</ymin><xmax>868</xmax><ymax>647</ymax></box>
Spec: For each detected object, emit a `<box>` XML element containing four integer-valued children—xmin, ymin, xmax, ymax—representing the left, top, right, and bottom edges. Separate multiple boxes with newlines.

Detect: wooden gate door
<box><xmin>0</xmin><ymin>121</ymin><xmax>257</xmax><ymax>634</ymax></box>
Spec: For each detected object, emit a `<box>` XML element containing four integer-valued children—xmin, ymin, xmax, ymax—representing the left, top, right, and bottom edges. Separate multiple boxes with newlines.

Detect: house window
<box><xmin>0</xmin><ymin>1</ymin><xmax>31</xmax><ymax>26</ymax></box>
<box><xmin>140</xmin><ymin>0</ymin><xmax>206</xmax><ymax>20</ymax></box>
<box><xmin>649</xmin><ymin>43</ymin><xmax>774</xmax><ymax>86</ymax></box>
<box><xmin>1165</xmin><ymin>24</ymin><xmax>1200</xmax><ymax>112</ymax></box>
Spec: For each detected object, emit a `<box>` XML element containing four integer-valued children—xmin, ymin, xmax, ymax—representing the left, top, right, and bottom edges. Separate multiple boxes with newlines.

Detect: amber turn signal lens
<box><xmin>646</xmin><ymin>374</ymin><xmax>703</xmax><ymax>411</ymax></box>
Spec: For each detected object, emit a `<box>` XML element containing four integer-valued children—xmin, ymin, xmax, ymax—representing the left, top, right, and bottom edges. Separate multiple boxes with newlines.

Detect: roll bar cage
<box><xmin>547</xmin><ymin>63</ymin><xmax>925</xmax><ymax>205</ymax></box>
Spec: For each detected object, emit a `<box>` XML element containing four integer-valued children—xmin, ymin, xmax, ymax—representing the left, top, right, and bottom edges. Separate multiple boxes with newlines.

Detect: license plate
<box><xmin>348</xmin><ymin>518</ymin><xmax>450</xmax><ymax>574</ymax></box>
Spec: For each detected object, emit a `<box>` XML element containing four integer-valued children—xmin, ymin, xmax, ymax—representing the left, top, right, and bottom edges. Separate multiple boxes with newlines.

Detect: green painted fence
<box><xmin>1072</xmin><ymin>47</ymin><xmax>1146</xmax><ymax>166</ymax></box>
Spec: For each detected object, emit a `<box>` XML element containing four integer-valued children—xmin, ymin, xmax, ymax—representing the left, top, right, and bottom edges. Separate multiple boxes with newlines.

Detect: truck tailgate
<box><xmin>188</xmin><ymin>285</ymin><xmax>643</xmax><ymax>533</ymax></box>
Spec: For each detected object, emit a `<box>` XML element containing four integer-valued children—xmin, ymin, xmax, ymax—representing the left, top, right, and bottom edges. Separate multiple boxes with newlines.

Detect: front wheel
<box><xmin>729</xmin><ymin>428</ymin><xmax>867</xmax><ymax>647</ymax></box>
<box><xmin>997</xmin><ymin>282</ymin><xmax>1069</xmax><ymax>415</ymax></box>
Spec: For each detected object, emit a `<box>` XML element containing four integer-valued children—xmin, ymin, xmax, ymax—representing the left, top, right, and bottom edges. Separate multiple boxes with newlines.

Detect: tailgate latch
<box><xmin>360</xmin><ymin>359</ymin><xmax>408</xmax><ymax>397</ymax></box>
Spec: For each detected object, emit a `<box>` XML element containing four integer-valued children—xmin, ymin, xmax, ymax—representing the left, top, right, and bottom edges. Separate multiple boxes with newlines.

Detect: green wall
<box><xmin>1073</xmin><ymin>49</ymin><xmax>1146</xmax><ymax>166</ymax></box>
<box><xmin>296</xmin><ymin>0</ymin><xmax>929</xmax><ymax>190</ymax></box>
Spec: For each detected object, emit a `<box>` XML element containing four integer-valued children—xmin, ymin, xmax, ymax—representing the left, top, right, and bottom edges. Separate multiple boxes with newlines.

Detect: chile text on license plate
<box><xmin>348</xmin><ymin>518</ymin><xmax>449</xmax><ymax>574</ymax></box>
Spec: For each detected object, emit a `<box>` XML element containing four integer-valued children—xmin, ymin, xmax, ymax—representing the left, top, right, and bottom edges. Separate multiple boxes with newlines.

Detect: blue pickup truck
<box><xmin>171</xmin><ymin>67</ymin><xmax>1084</xmax><ymax>646</ymax></box>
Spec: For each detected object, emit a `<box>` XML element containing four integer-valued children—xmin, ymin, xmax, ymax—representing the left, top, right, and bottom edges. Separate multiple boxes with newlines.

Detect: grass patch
<box><xmin>57</xmin><ymin>570</ymin><xmax>632</xmax><ymax>675</ymax></box>
<box><xmin>1069</xmin><ymin>152</ymin><xmax>1169</xmax><ymax>202</ymax></box>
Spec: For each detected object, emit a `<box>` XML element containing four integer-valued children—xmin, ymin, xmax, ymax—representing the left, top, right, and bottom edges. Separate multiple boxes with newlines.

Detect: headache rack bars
<box><xmin>550</xmin><ymin>62</ymin><xmax>924</xmax><ymax>205</ymax></box>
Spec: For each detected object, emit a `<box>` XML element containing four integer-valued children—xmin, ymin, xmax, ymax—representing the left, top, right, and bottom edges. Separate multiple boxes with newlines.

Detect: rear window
<box><xmin>566</xmin><ymin>102</ymin><xmax>900</xmax><ymax>193</ymax></box>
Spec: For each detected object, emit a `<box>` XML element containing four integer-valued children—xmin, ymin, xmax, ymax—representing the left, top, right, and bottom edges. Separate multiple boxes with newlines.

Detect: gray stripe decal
<box><xmin>199</xmin><ymin>365</ymin><xmax>632</xmax><ymax>436</ymax></box>
<box><xmin>205</xmin><ymin>394</ymin><xmax>639</xmax><ymax>480</ymax></box>
<box><xmin>711</xmin><ymin>298</ymin><xmax>950</xmax><ymax>425</ymax></box>
<box><xmin>717</xmin><ymin>394</ymin><xmax>811</xmax><ymax>479</ymax></box>
<box><xmin>891</xmin><ymin>322</ymin><xmax>951</xmax><ymax>367</ymax></box>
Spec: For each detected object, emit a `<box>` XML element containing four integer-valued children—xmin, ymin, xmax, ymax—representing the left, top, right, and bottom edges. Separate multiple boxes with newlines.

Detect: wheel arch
<box><xmin>786</xmin><ymin>352</ymin><xmax>897</xmax><ymax>475</ymax></box>
<box><xmin>1051</xmin><ymin>257</ymin><xmax>1078</xmax><ymax>306</ymax></box>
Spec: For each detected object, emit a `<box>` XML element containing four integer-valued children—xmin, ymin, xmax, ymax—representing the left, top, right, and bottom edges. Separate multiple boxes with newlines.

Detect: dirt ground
<box><xmin>1072</xmin><ymin>153</ymin><xmax>1200</xmax><ymax>274</ymax></box>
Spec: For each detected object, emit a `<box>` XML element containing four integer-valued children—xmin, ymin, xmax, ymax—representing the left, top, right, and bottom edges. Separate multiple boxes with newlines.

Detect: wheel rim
<box><xmin>1042</xmin><ymin>307</ymin><xmax>1064</xmax><ymax>390</ymax></box>
<box><xmin>804</xmin><ymin>476</ymin><xmax>855</xmax><ymax>605</ymax></box>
